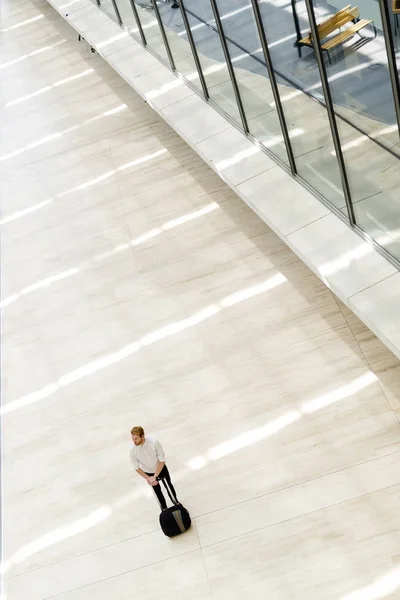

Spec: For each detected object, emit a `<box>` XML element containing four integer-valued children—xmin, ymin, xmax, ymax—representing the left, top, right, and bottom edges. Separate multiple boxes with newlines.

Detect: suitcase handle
<box><xmin>161</xmin><ymin>477</ymin><xmax>179</xmax><ymax>506</ymax></box>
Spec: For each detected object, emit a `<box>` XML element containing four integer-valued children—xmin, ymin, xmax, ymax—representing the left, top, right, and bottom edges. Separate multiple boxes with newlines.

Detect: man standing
<box><xmin>130</xmin><ymin>426</ymin><xmax>179</xmax><ymax>510</ymax></box>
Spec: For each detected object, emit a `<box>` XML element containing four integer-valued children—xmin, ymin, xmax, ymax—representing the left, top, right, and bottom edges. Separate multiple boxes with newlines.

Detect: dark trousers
<box><xmin>145</xmin><ymin>465</ymin><xmax>178</xmax><ymax>510</ymax></box>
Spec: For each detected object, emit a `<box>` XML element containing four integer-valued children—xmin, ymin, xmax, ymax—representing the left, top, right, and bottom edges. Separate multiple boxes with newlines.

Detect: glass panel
<box><xmin>257</xmin><ymin>0</ymin><xmax>346</xmax><ymax>211</ymax></box>
<box><xmin>133</xmin><ymin>0</ymin><xmax>170</xmax><ymax>62</ymax></box>
<box><xmin>114</xmin><ymin>0</ymin><xmax>139</xmax><ymax>33</ymax></box>
<box><xmin>311</xmin><ymin>0</ymin><xmax>400</xmax><ymax>260</ymax></box>
<box><xmin>390</xmin><ymin>0</ymin><xmax>400</xmax><ymax>63</ymax></box>
<box><xmin>155</xmin><ymin>1</ymin><xmax>203</xmax><ymax>90</ymax></box>
<box><xmin>183</xmin><ymin>0</ymin><xmax>242</xmax><ymax>123</ymax></box>
<box><xmin>213</xmin><ymin>0</ymin><xmax>289</xmax><ymax>162</ymax></box>
<box><xmin>100</xmin><ymin>0</ymin><xmax>118</xmax><ymax>21</ymax></box>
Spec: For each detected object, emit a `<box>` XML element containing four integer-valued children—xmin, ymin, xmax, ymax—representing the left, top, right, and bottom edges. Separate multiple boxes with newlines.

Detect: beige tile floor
<box><xmin>2</xmin><ymin>1</ymin><xmax>400</xmax><ymax>599</ymax></box>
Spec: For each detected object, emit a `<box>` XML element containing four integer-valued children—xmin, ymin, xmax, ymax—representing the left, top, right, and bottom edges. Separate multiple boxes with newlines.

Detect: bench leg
<box><xmin>324</xmin><ymin>49</ymin><xmax>332</xmax><ymax>66</ymax></box>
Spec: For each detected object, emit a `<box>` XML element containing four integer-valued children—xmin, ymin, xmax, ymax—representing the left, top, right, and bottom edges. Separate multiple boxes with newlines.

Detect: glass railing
<box><xmin>96</xmin><ymin>0</ymin><xmax>400</xmax><ymax>265</ymax></box>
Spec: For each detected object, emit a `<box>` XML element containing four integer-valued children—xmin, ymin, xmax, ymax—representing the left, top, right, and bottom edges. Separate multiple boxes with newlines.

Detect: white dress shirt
<box><xmin>130</xmin><ymin>437</ymin><xmax>166</xmax><ymax>473</ymax></box>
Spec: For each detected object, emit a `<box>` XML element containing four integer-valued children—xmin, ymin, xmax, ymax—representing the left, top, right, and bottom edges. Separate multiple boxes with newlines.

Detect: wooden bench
<box><xmin>322</xmin><ymin>18</ymin><xmax>374</xmax><ymax>52</ymax></box>
<box><xmin>296</xmin><ymin>5</ymin><xmax>376</xmax><ymax>63</ymax></box>
<box><xmin>298</xmin><ymin>4</ymin><xmax>353</xmax><ymax>47</ymax></box>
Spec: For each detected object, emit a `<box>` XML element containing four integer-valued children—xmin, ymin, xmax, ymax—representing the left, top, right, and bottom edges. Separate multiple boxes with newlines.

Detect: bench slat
<box><xmin>299</xmin><ymin>5</ymin><xmax>358</xmax><ymax>46</ymax></box>
<box><xmin>317</xmin><ymin>7</ymin><xmax>359</xmax><ymax>40</ymax></box>
<box><xmin>322</xmin><ymin>19</ymin><xmax>372</xmax><ymax>49</ymax></box>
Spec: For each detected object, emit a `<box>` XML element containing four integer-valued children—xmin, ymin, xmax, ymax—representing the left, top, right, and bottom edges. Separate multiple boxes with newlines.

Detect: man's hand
<box><xmin>147</xmin><ymin>476</ymin><xmax>158</xmax><ymax>486</ymax></box>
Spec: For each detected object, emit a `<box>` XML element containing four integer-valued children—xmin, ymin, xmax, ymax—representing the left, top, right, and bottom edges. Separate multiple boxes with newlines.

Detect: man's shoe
<box><xmin>171</xmin><ymin>2</ymin><xmax>179</xmax><ymax>8</ymax></box>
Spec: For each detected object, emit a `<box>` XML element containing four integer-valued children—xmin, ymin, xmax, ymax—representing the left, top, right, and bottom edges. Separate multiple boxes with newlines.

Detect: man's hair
<box><xmin>130</xmin><ymin>426</ymin><xmax>144</xmax><ymax>437</ymax></box>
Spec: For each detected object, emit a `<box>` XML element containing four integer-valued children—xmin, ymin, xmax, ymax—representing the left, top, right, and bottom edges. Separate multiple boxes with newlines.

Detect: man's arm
<box><xmin>136</xmin><ymin>468</ymin><xmax>151</xmax><ymax>481</ymax></box>
<box><xmin>154</xmin><ymin>461</ymin><xmax>165</xmax><ymax>478</ymax></box>
<box><xmin>136</xmin><ymin>468</ymin><xmax>158</xmax><ymax>486</ymax></box>
<box><xmin>150</xmin><ymin>440</ymin><xmax>166</xmax><ymax>481</ymax></box>
<box><xmin>131</xmin><ymin>451</ymin><xmax>154</xmax><ymax>485</ymax></box>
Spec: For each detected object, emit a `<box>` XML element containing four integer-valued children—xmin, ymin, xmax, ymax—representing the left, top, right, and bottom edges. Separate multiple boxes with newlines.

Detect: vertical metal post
<box><xmin>110</xmin><ymin>0</ymin><xmax>122</xmax><ymax>25</ymax></box>
<box><xmin>303</xmin><ymin>0</ymin><xmax>355</xmax><ymax>224</ymax></box>
<box><xmin>250</xmin><ymin>0</ymin><xmax>297</xmax><ymax>174</ymax></box>
<box><xmin>378</xmin><ymin>0</ymin><xmax>400</xmax><ymax>136</ymax></box>
<box><xmin>209</xmin><ymin>0</ymin><xmax>250</xmax><ymax>132</ymax></box>
<box><xmin>179</xmin><ymin>0</ymin><xmax>209</xmax><ymax>99</ymax></box>
<box><xmin>129</xmin><ymin>0</ymin><xmax>147</xmax><ymax>46</ymax></box>
<box><xmin>291</xmin><ymin>0</ymin><xmax>302</xmax><ymax>45</ymax></box>
<box><xmin>150</xmin><ymin>0</ymin><xmax>176</xmax><ymax>70</ymax></box>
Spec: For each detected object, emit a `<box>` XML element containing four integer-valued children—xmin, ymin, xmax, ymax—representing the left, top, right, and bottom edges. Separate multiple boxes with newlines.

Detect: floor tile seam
<box><xmin>103</xmin><ymin>40</ymin><xmax>146</xmax><ymax>61</ymax></box>
<box><xmin>48</xmin><ymin>227</ymin><xmax>275</xmax><ymax>297</ymax></box>
<box><xmin>4</xmin><ymin>224</ymin><xmax>274</xmax><ymax>314</ymax></box>
<box><xmin>105</xmin><ymin>134</ymin><xmax>139</xmax><ymax>274</ymax></box>
<box><xmin>2</xmin><ymin>106</ymin><xmax>142</xmax><ymax>177</ymax></box>
<box><xmin>195</xmin><ymin>478</ymin><xmax>400</xmax><ymax>551</ymax></box>
<box><xmin>328</xmin><ymin>294</ymin><xmax>374</xmax><ymax>368</ymax></box>
<box><xmin>4</xmin><ymin>355</ymin><xmax>269</xmax><ymax>439</ymax></box>
<box><xmin>6</xmin><ymin>312</ymin><xmax>349</xmax><ymax>431</ymax></box>
<box><xmin>4</xmin><ymin>232</ymin><xmax>282</xmax><ymax>367</ymax></box>
<box><xmin>334</xmin><ymin>296</ymin><xmax>400</xmax><ymax>428</ymax></box>
<box><xmin>3</xmin><ymin>359</ymin><xmax>225</xmax><ymax>433</ymax></box>
<box><xmin>193</xmin><ymin>519</ymin><xmax>215</xmax><ymax>600</ymax></box>
<box><xmin>2</xmin><ymin>247</ymin><xmax>273</xmax><ymax>342</ymax></box>
<box><xmin>284</xmin><ymin>211</ymin><xmax>331</xmax><ymax>237</ymax></box>
<box><xmin>211</xmin><ymin>297</ymin><xmax>343</xmax><ymax>339</ymax></box>
<box><xmin>1</xmin><ymin>120</ymin><xmax>142</xmax><ymax>176</ymax></box>
<box><xmin>292</xmin><ymin>144</ymin><xmax>324</xmax><ymax>160</ymax></box>
<box><xmin>350</xmin><ymin>190</ymin><xmax>381</xmax><ymax>205</ymax></box>
<box><xmin>4</xmin><ymin>316</ymin><xmax>389</xmax><ymax>437</ymax></box>
<box><xmin>188</xmin><ymin>122</ymin><xmax>232</xmax><ymax>147</ymax></box>
<box><xmin>3</xmin><ymin>242</ymin><xmax>145</xmax><ymax>314</ymax></box>
<box><xmin>2</xmin><ymin>279</ymin><xmax>141</xmax><ymax>338</ymax></box>
<box><xmin>233</xmin><ymin>163</ymin><xmax>278</xmax><ymax>187</ymax></box>
<box><xmin>4</xmin><ymin>311</ymin><xmax>393</xmax><ymax>437</ymax></box>
<box><xmin>7</xmin><ymin>451</ymin><xmax>400</xmax><ymax>577</ymax></box>
<box><xmin>153</xmin><ymin>91</ymin><xmax>197</xmax><ymax>112</ymax></box>
<box><xmin>131</xmin><ymin>230</ymin><xmax>277</xmax><ymax>275</ymax></box>
<box><xmin>6</xmin><ymin>548</ymin><xmax>201</xmax><ymax>598</ymax></box>
<box><xmin>4</xmin><ymin>525</ymin><xmax>161</xmax><ymax>580</ymax></box>
<box><xmin>347</xmin><ymin>270</ymin><xmax>398</xmax><ymax>302</ymax></box>
<box><xmin>1</xmin><ymin>137</ymin><xmax>118</xmax><ymax>180</ymax></box>
<box><xmin>193</xmin><ymin>448</ymin><xmax>400</xmax><ymax>523</ymax></box>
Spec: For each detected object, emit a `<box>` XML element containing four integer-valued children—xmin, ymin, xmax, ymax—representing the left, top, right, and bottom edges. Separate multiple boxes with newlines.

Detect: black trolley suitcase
<box><xmin>157</xmin><ymin>477</ymin><xmax>191</xmax><ymax>537</ymax></box>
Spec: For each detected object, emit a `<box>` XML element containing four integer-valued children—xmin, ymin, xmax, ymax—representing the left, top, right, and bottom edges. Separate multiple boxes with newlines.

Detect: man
<box><xmin>130</xmin><ymin>426</ymin><xmax>179</xmax><ymax>510</ymax></box>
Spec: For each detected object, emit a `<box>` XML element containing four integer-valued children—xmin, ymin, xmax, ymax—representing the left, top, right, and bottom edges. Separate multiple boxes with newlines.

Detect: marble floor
<box><xmin>2</xmin><ymin>1</ymin><xmax>400</xmax><ymax>599</ymax></box>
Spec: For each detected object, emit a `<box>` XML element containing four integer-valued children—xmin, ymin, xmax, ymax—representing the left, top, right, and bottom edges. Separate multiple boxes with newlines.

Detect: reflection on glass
<box><xmin>133</xmin><ymin>0</ymin><xmax>170</xmax><ymax>63</ymax></box>
<box><xmin>100</xmin><ymin>0</ymin><xmax>118</xmax><ymax>21</ymax></box>
<box><xmin>94</xmin><ymin>0</ymin><xmax>400</xmax><ymax>263</ymax></box>
<box><xmin>213</xmin><ymin>0</ymin><xmax>288</xmax><ymax>162</ymax></box>
<box><xmin>310</xmin><ymin>0</ymin><xmax>400</xmax><ymax>260</ymax></box>
<box><xmin>257</xmin><ymin>0</ymin><xmax>346</xmax><ymax>210</ymax></box>
<box><xmin>155</xmin><ymin>1</ymin><xmax>202</xmax><ymax>90</ymax></box>
<box><xmin>183</xmin><ymin>0</ymin><xmax>241</xmax><ymax>123</ymax></box>
<box><xmin>115</xmin><ymin>0</ymin><xmax>139</xmax><ymax>35</ymax></box>
<box><xmin>392</xmin><ymin>0</ymin><xmax>400</xmax><ymax>56</ymax></box>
